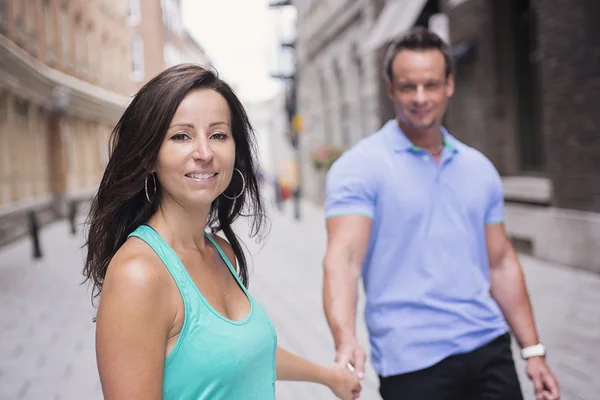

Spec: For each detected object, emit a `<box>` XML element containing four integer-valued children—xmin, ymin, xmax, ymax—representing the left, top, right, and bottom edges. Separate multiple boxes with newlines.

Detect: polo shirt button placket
<box><xmin>436</xmin><ymin>154</ymin><xmax>453</xmax><ymax>182</ymax></box>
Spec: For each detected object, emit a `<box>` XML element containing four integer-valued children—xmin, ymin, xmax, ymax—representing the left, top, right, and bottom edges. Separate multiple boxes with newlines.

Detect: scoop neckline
<box><xmin>142</xmin><ymin>224</ymin><xmax>255</xmax><ymax>326</ymax></box>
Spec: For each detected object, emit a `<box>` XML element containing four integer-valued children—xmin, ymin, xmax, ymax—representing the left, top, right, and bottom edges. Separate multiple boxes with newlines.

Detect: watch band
<box><xmin>521</xmin><ymin>343</ymin><xmax>546</xmax><ymax>359</ymax></box>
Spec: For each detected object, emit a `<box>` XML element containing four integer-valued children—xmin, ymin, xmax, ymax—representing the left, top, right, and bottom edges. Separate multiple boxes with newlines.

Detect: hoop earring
<box><xmin>145</xmin><ymin>173</ymin><xmax>156</xmax><ymax>203</ymax></box>
<box><xmin>222</xmin><ymin>168</ymin><xmax>245</xmax><ymax>200</ymax></box>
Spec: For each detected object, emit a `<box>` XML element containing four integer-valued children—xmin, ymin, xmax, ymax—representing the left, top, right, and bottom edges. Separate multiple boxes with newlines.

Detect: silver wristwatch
<box><xmin>520</xmin><ymin>343</ymin><xmax>546</xmax><ymax>359</ymax></box>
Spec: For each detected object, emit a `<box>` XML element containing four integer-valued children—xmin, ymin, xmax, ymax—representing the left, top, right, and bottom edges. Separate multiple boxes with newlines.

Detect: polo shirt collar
<box><xmin>384</xmin><ymin>119</ymin><xmax>459</xmax><ymax>154</ymax></box>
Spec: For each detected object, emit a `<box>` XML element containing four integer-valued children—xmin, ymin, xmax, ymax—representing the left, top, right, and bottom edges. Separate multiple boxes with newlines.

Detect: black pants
<box><xmin>379</xmin><ymin>333</ymin><xmax>524</xmax><ymax>400</ymax></box>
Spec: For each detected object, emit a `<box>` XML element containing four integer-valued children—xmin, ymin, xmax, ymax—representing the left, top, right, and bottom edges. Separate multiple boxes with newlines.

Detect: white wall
<box><xmin>244</xmin><ymin>88</ymin><xmax>293</xmax><ymax>182</ymax></box>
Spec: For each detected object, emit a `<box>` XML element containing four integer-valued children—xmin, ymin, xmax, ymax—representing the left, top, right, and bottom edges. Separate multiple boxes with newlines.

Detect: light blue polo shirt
<box><xmin>325</xmin><ymin>120</ymin><xmax>509</xmax><ymax>377</ymax></box>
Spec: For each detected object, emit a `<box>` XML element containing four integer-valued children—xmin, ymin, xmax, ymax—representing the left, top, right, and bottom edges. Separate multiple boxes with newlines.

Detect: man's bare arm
<box><xmin>486</xmin><ymin>223</ymin><xmax>538</xmax><ymax>347</ymax></box>
<box><xmin>486</xmin><ymin>223</ymin><xmax>560</xmax><ymax>399</ymax></box>
<box><xmin>323</xmin><ymin>215</ymin><xmax>372</xmax><ymax>378</ymax></box>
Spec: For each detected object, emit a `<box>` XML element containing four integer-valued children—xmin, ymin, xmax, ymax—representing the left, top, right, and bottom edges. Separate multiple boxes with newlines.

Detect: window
<box><xmin>319</xmin><ymin>75</ymin><xmax>333</xmax><ymax>145</ymax></box>
<box><xmin>340</xmin><ymin>102</ymin><xmax>350</xmax><ymax>147</ymax></box>
<box><xmin>13</xmin><ymin>2</ymin><xmax>26</xmax><ymax>45</ymax></box>
<box><xmin>14</xmin><ymin>97</ymin><xmax>28</xmax><ymax>117</ymax></box>
<box><xmin>86</xmin><ymin>25</ymin><xmax>97</xmax><ymax>79</ymax></box>
<box><xmin>60</xmin><ymin>6</ymin><xmax>70</xmax><ymax>66</ymax></box>
<box><xmin>0</xmin><ymin>0</ymin><xmax>7</xmax><ymax>33</ymax></box>
<box><xmin>25</xmin><ymin>1</ymin><xmax>37</xmax><ymax>51</ymax></box>
<box><xmin>99</xmin><ymin>34</ymin><xmax>108</xmax><ymax>83</ymax></box>
<box><xmin>128</xmin><ymin>0</ymin><xmax>141</xmax><ymax>26</ymax></box>
<box><xmin>163</xmin><ymin>42</ymin><xmax>182</xmax><ymax>68</ymax></box>
<box><xmin>74</xmin><ymin>15</ymin><xmax>86</xmax><ymax>74</ymax></box>
<box><xmin>44</xmin><ymin>0</ymin><xmax>56</xmax><ymax>64</ymax></box>
<box><xmin>161</xmin><ymin>0</ymin><xmax>183</xmax><ymax>35</ymax></box>
<box><xmin>0</xmin><ymin>92</ymin><xmax>10</xmax><ymax>205</ymax></box>
<box><xmin>334</xmin><ymin>63</ymin><xmax>348</xmax><ymax>146</ymax></box>
<box><xmin>131</xmin><ymin>35</ymin><xmax>144</xmax><ymax>81</ymax></box>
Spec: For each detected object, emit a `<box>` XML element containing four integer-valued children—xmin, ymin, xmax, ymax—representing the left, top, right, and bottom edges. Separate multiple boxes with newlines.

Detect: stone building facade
<box><xmin>0</xmin><ymin>0</ymin><xmax>133</xmax><ymax>245</ymax></box>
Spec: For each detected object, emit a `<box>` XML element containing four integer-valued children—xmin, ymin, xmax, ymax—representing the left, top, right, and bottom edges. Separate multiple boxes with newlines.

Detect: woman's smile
<box><xmin>184</xmin><ymin>171</ymin><xmax>218</xmax><ymax>183</ymax></box>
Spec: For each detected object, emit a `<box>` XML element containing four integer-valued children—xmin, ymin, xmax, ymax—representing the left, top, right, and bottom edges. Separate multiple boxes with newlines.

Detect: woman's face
<box><xmin>154</xmin><ymin>89</ymin><xmax>236</xmax><ymax>209</ymax></box>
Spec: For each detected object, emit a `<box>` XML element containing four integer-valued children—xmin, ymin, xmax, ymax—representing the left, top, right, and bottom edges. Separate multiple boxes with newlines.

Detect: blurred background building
<box><xmin>291</xmin><ymin>0</ymin><xmax>600</xmax><ymax>274</ymax></box>
<box><xmin>0</xmin><ymin>0</ymin><xmax>133</xmax><ymax>246</ymax></box>
<box><xmin>129</xmin><ymin>0</ymin><xmax>211</xmax><ymax>89</ymax></box>
<box><xmin>245</xmin><ymin>90</ymin><xmax>293</xmax><ymax>188</ymax></box>
<box><xmin>0</xmin><ymin>0</ymin><xmax>212</xmax><ymax>247</ymax></box>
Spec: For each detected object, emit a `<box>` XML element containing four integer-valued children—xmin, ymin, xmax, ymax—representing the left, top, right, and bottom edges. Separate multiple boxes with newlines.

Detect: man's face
<box><xmin>387</xmin><ymin>49</ymin><xmax>454</xmax><ymax>131</ymax></box>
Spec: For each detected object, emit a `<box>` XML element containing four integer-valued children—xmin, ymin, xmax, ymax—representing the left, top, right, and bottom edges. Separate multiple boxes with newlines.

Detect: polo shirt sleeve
<box><xmin>485</xmin><ymin>166</ymin><xmax>505</xmax><ymax>225</ymax></box>
<box><xmin>324</xmin><ymin>151</ymin><xmax>376</xmax><ymax>219</ymax></box>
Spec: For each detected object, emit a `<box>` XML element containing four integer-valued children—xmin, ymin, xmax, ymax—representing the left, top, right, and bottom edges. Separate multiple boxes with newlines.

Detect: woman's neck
<box><xmin>147</xmin><ymin>198</ymin><xmax>211</xmax><ymax>252</ymax></box>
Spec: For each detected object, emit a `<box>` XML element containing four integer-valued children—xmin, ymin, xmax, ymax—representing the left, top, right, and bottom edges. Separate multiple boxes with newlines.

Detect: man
<box><xmin>323</xmin><ymin>27</ymin><xmax>560</xmax><ymax>400</ymax></box>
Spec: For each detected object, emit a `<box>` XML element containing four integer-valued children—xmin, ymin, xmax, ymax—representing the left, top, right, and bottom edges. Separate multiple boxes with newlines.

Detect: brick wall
<box><xmin>535</xmin><ymin>0</ymin><xmax>600</xmax><ymax>212</ymax></box>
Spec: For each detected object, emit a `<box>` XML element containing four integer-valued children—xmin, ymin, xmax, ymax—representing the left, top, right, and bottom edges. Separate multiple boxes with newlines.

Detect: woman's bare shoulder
<box><xmin>101</xmin><ymin>237</ymin><xmax>172</xmax><ymax>307</ymax></box>
<box><xmin>108</xmin><ymin>238</ymin><xmax>163</xmax><ymax>282</ymax></box>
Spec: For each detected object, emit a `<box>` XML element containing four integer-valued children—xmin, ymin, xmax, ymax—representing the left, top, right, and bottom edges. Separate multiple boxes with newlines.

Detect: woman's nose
<box><xmin>192</xmin><ymin>140</ymin><xmax>214</xmax><ymax>161</ymax></box>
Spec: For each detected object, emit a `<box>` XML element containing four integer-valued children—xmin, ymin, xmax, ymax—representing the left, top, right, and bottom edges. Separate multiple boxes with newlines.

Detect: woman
<box><xmin>83</xmin><ymin>64</ymin><xmax>361</xmax><ymax>399</ymax></box>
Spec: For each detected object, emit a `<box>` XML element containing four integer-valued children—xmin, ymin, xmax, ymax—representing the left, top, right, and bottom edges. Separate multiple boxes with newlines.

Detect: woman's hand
<box><xmin>326</xmin><ymin>363</ymin><xmax>362</xmax><ymax>400</ymax></box>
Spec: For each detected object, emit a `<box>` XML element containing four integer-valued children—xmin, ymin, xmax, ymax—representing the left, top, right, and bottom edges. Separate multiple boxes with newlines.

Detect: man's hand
<box><xmin>335</xmin><ymin>341</ymin><xmax>366</xmax><ymax>380</ymax></box>
<box><xmin>326</xmin><ymin>363</ymin><xmax>362</xmax><ymax>399</ymax></box>
<box><xmin>526</xmin><ymin>357</ymin><xmax>560</xmax><ymax>400</ymax></box>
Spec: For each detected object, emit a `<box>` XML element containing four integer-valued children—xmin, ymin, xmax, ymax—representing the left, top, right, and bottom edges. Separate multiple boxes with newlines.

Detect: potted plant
<box><xmin>310</xmin><ymin>145</ymin><xmax>344</xmax><ymax>172</ymax></box>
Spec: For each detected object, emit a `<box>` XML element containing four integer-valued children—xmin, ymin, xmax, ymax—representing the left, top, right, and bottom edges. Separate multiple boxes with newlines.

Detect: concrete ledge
<box><xmin>505</xmin><ymin>203</ymin><xmax>600</xmax><ymax>274</ymax></box>
<box><xmin>0</xmin><ymin>197</ymin><xmax>57</xmax><ymax>247</ymax></box>
<box><xmin>502</xmin><ymin>176</ymin><xmax>552</xmax><ymax>205</ymax></box>
<box><xmin>0</xmin><ymin>196</ymin><xmax>54</xmax><ymax>220</ymax></box>
<box><xmin>0</xmin><ymin>188</ymin><xmax>96</xmax><ymax>248</ymax></box>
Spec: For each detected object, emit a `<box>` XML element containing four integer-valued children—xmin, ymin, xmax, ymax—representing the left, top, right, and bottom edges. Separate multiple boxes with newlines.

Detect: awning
<box><xmin>363</xmin><ymin>0</ymin><xmax>428</xmax><ymax>52</ymax></box>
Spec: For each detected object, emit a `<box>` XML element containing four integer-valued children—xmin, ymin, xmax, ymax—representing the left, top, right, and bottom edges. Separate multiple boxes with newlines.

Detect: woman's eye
<box><xmin>172</xmin><ymin>133</ymin><xmax>189</xmax><ymax>141</ymax></box>
<box><xmin>210</xmin><ymin>133</ymin><xmax>228</xmax><ymax>140</ymax></box>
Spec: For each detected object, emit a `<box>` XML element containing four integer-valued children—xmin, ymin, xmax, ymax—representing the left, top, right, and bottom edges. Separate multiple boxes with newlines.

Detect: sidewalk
<box><xmin>0</xmin><ymin>222</ymin><xmax>102</xmax><ymax>400</ymax></box>
<box><xmin>0</xmin><ymin>199</ymin><xmax>598</xmax><ymax>399</ymax></box>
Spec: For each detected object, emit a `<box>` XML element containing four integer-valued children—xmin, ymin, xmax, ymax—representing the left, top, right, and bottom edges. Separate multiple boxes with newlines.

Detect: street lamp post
<box><xmin>268</xmin><ymin>0</ymin><xmax>302</xmax><ymax>221</ymax></box>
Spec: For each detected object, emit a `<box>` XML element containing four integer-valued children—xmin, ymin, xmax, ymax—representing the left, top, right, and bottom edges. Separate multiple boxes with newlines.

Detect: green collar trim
<box><xmin>408</xmin><ymin>137</ymin><xmax>455</xmax><ymax>153</ymax></box>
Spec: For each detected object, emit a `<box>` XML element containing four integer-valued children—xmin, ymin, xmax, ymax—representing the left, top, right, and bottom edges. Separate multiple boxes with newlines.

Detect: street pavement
<box><xmin>0</xmin><ymin>198</ymin><xmax>599</xmax><ymax>399</ymax></box>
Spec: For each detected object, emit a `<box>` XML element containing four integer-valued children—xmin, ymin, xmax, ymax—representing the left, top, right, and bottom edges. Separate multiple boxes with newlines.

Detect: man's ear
<box><xmin>446</xmin><ymin>74</ymin><xmax>455</xmax><ymax>98</ymax></box>
<box><xmin>386</xmin><ymin>78</ymin><xmax>395</xmax><ymax>101</ymax></box>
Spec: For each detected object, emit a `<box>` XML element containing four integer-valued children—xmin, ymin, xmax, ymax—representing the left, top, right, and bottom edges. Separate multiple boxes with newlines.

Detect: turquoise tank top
<box><xmin>128</xmin><ymin>225</ymin><xmax>277</xmax><ymax>400</ymax></box>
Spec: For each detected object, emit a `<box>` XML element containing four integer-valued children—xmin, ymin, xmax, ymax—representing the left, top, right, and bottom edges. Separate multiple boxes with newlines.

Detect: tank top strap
<box><xmin>127</xmin><ymin>225</ymin><xmax>191</xmax><ymax>292</ymax></box>
<box><xmin>203</xmin><ymin>233</ymin><xmax>247</xmax><ymax>291</ymax></box>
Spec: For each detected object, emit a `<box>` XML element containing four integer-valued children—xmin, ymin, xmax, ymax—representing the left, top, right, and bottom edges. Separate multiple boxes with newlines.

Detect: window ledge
<box><xmin>502</xmin><ymin>176</ymin><xmax>552</xmax><ymax>205</ymax></box>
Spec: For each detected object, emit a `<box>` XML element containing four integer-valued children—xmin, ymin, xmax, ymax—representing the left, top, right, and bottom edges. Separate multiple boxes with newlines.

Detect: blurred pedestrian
<box><xmin>322</xmin><ymin>28</ymin><xmax>559</xmax><ymax>400</ymax></box>
<box><xmin>84</xmin><ymin>64</ymin><xmax>360</xmax><ymax>400</ymax></box>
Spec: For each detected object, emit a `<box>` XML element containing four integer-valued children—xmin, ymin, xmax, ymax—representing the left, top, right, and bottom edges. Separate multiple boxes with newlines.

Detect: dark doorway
<box><xmin>512</xmin><ymin>0</ymin><xmax>544</xmax><ymax>171</ymax></box>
